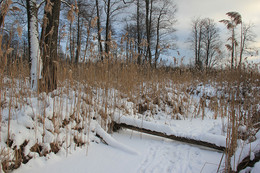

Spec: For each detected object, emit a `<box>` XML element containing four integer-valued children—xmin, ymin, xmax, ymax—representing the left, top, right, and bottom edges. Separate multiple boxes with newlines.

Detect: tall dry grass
<box><xmin>1</xmin><ymin>42</ymin><xmax>259</xmax><ymax>172</ymax></box>
<box><xmin>0</xmin><ymin>3</ymin><xmax>259</xmax><ymax>171</ymax></box>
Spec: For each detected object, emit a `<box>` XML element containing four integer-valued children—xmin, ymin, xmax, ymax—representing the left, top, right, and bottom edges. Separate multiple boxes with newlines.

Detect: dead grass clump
<box><xmin>50</xmin><ymin>142</ymin><xmax>60</xmax><ymax>154</ymax></box>
<box><xmin>30</xmin><ymin>143</ymin><xmax>43</xmax><ymax>156</ymax></box>
<box><xmin>73</xmin><ymin>136</ymin><xmax>85</xmax><ymax>147</ymax></box>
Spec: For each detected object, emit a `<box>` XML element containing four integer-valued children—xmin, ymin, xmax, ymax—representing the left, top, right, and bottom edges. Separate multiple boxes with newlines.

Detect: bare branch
<box><xmin>61</xmin><ymin>0</ymin><xmax>71</xmax><ymax>8</ymax></box>
<box><xmin>122</xmin><ymin>0</ymin><xmax>134</xmax><ymax>4</ymax></box>
<box><xmin>12</xmin><ymin>1</ymin><xmax>26</xmax><ymax>8</ymax></box>
<box><xmin>37</xmin><ymin>0</ymin><xmax>46</xmax><ymax>9</ymax></box>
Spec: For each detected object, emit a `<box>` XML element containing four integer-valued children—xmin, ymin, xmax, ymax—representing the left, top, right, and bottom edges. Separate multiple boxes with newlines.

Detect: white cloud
<box><xmin>173</xmin><ymin>0</ymin><xmax>260</xmax><ymax>64</ymax></box>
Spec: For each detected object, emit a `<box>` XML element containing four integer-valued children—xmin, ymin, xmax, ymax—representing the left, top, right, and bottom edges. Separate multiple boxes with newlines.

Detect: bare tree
<box><xmin>238</xmin><ymin>23</ymin><xmax>256</xmax><ymax>67</ymax></box>
<box><xmin>103</xmin><ymin>0</ymin><xmax>129</xmax><ymax>57</ymax></box>
<box><xmin>123</xmin><ymin>0</ymin><xmax>146</xmax><ymax>64</ymax></box>
<box><xmin>201</xmin><ymin>18</ymin><xmax>221</xmax><ymax>70</ymax></box>
<box><xmin>82</xmin><ymin>4</ymin><xmax>95</xmax><ymax>62</ymax></box>
<box><xmin>189</xmin><ymin>18</ymin><xmax>204</xmax><ymax>70</ymax></box>
<box><xmin>123</xmin><ymin>0</ymin><xmax>176</xmax><ymax>67</ymax></box>
<box><xmin>220</xmin><ymin>12</ymin><xmax>242</xmax><ymax>69</ymax></box>
<box><xmin>189</xmin><ymin>17</ymin><xmax>222</xmax><ymax>70</ymax></box>
<box><xmin>153</xmin><ymin>0</ymin><xmax>177</xmax><ymax>68</ymax></box>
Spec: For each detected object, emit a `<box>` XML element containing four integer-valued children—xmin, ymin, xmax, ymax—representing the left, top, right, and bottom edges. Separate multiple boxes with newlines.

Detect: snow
<box><xmin>251</xmin><ymin>161</ymin><xmax>260</xmax><ymax>173</ymax></box>
<box><xmin>231</xmin><ymin>130</ymin><xmax>260</xmax><ymax>171</ymax></box>
<box><xmin>1</xmin><ymin>79</ymin><xmax>259</xmax><ymax>173</ymax></box>
<box><xmin>240</xmin><ymin>161</ymin><xmax>260</xmax><ymax>173</ymax></box>
<box><xmin>14</xmin><ymin>130</ymin><xmax>224</xmax><ymax>173</ymax></box>
<box><xmin>95</xmin><ymin>124</ymin><xmax>138</xmax><ymax>155</ymax></box>
<box><xmin>113</xmin><ymin>113</ymin><xmax>227</xmax><ymax>148</ymax></box>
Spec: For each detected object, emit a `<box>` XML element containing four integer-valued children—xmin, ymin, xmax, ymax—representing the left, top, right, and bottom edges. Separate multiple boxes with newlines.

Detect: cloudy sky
<box><xmin>172</xmin><ymin>0</ymin><xmax>260</xmax><ymax>64</ymax></box>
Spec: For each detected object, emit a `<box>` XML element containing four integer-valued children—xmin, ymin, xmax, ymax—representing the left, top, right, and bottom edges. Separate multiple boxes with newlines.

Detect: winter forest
<box><xmin>0</xmin><ymin>0</ymin><xmax>259</xmax><ymax>172</ymax></box>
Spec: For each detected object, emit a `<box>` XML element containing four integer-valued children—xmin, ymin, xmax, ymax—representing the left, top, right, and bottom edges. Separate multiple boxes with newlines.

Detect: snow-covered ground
<box><xmin>14</xmin><ymin>130</ymin><xmax>224</xmax><ymax>173</ymax></box>
<box><xmin>1</xmin><ymin>79</ymin><xmax>259</xmax><ymax>172</ymax></box>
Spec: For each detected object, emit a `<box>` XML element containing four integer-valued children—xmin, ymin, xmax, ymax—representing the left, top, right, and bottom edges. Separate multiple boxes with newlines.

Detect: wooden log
<box><xmin>236</xmin><ymin>151</ymin><xmax>260</xmax><ymax>172</ymax></box>
<box><xmin>113</xmin><ymin>122</ymin><xmax>226</xmax><ymax>152</ymax></box>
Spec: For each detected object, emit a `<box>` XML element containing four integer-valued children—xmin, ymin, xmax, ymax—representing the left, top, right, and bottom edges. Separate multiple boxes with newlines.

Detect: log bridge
<box><xmin>112</xmin><ymin>120</ymin><xmax>226</xmax><ymax>152</ymax></box>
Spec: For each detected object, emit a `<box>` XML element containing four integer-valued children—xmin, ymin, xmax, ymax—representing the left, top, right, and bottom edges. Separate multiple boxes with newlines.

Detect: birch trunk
<box><xmin>26</xmin><ymin>0</ymin><xmax>42</xmax><ymax>91</ymax></box>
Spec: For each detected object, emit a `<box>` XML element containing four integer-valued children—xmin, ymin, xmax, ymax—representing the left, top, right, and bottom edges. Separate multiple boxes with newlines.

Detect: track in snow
<box><xmin>137</xmin><ymin>141</ymin><xmax>214</xmax><ymax>173</ymax></box>
<box><xmin>118</xmin><ymin>130</ymin><xmax>224</xmax><ymax>173</ymax></box>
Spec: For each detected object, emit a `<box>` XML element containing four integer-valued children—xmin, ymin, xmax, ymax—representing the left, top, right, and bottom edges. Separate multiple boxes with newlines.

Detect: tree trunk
<box><xmin>69</xmin><ymin>22</ymin><xmax>74</xmax><ymax>62</ymax></box>
<box><xmin>40</xmin><ymin>0</ymin><xmax>61</xmax><ymax>93</ymax></box>
<box><xmin>154</xmin><ymin>15</ymin><xmax>160</xmax><ymax>68</ymax></box>
<box><xmin>231</xmin><ymin>28</ymin><xmax>235</xmax><ymax>69</ymax></box>
<box><xmin>83</xmin><ymin>26</ymin><xmax>91</xmax><ymax>62</ymax></box>
<box><xmin>205</xmin><ymin>40</ymin><xmax>210</xmax><ymax>70</ymax></box>
<box><xmin>197</xmin><ymin>26</ymin><xmax>203</xmax><ymax>70</ymax></box>
<box><xmin>194</xmin><ymin>26</ymin><xmax>198</xmax><ymax>67</ymax></box>
<box><xmin>75</xmin><ymin>10</ymin><xmax>82</xmax><ymax>64</ymax></box>
<box><xmin>105</xmin><ymin>0</ymin><xmax>111</xmax><ymax>57</ymax></box>
<box><xmin>0</xmin><ymin>0</ymin><xmax>10</xmax><ymax>28</ymax></box>
<box><xmin>0</xmin><ymin>10</ymin><xmax>4</xmax><ymax>28</ymax></box>
<box><xmin>26</xmin><ymin>0</ymin><xmax>42</xmax><ymax>91</ymax></box>
<box><xmin>145</xmin><ymin>0</ymin><xmax>152</xmax><ymax>66</ymax></box>
<box><xmin>126</xmin><ymin>25</ymin><xmax>129</xmax><ymax>62</ymax></box>
<box><xmin>96</xmin><ymin>0</ymin><xmax>103</xmax><ymax>61</ymax></box>
<box><xmin>238</xmin><ymin>22</ymin><xmax>244</xmax><ymax>68</ymax></box>
<box><xmin>136</xmin><ymin>0</ymin><xmax>141</xmax><ymax>65</ymax></box>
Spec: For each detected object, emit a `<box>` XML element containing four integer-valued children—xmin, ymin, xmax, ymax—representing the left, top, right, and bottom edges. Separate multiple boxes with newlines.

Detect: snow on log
<box><xmin>113</xmin><ymin>114</ymin><xmax>226</xmax><ymax>151</ymax></box>
<box><xmin>95</xmin><ymin>124</ymin><xmax>138</xmax><ymax>155</ymax></box>
<box><xmin>235</xmin><ymin>151</ymin><xmax>260</xmax><ymax>172</ymax></box>
<box><xmin>232</xmin><ymin>130</ymin><xmax>260</xmax><ymax>172</ymax></box>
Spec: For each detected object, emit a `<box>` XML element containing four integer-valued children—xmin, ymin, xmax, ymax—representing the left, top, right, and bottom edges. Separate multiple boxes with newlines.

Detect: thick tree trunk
<box><xmin>26</xmin><ymin>0</ymin><xmax>42</xmax><ymax>91</ymax></box>
<box><xmin>40</xmin><ymin>0</ymin><xmax>61</xmax><ymax>93</ymax></box>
